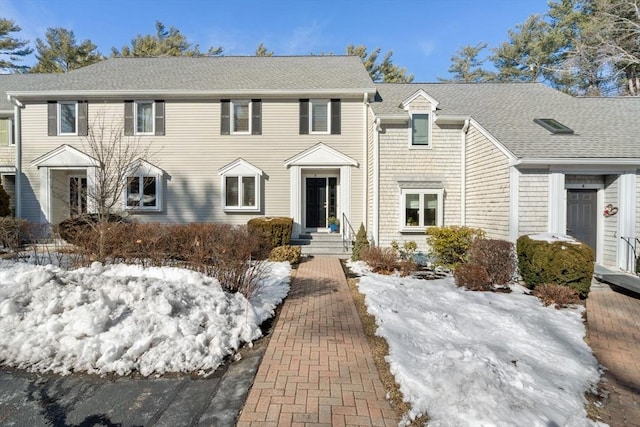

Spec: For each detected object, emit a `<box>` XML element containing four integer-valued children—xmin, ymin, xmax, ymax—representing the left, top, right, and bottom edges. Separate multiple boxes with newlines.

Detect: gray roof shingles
<box><xmin>374</xmin><ymin>82</ymin><xmax>640</xmax><ymax>160</ymax></box>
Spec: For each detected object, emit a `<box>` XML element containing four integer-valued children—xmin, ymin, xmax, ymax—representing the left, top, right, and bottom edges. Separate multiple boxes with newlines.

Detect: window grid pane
<box><xmin>424</xmin><ymin>194</ymin><xmax>438</xmax><ymax>226</ymax></box>
<box><xmin>60</xmin><ymin>103</ymin><xmax>76</xmax><ymax>134</ymax></box>
<box><xmin>405</xmin><ymin>193</ymin><xmax>420</xmax><ymax>226</ymax></box>
<box><xmin>142</xmin><ymin>177</ymin><xmax>157</xmax><ymax>207</ymax></box>
<box><xmin>137</xmin><ymin>102</ymin><xmax>153</xmax><ymax>133</ymax></box>
<box><xmin>311</xmin><ymin>100</ymin><xmax>328</xmax><ymax>132</ymax></box>
<box><xmin>242</xmin><ymin>176</ymin><xmax>255</xmax><ymax>207</ymax></box>
<box><xmin>233</xmin><ymin>101</ymin><xmax>249</xmax><ymax>133</ymax></box>
<box><xmin>412</xmin><ymin>114</ymin><xmax>429</xmax><ymax>145</ymax></box>
<box><xmin>127</xmin><ymin>177</ymin><xmax>140</xmax><ymax>207</ymax></box>
<box><xmin>226</xmin><ymin>176</ymin><xmax>239</xmax><ymax>207</ymax></box>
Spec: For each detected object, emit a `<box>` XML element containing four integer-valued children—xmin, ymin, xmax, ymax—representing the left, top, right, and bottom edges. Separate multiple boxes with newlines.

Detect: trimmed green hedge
<box><xmin>247</xmin><ymin>217</ymin><xmax>293</xmax><ymax>248</ymax></box>
<box><xmin>516</xmin><ymin>235</ymin><xmax>594</xmax><ymax>296</ymax></box>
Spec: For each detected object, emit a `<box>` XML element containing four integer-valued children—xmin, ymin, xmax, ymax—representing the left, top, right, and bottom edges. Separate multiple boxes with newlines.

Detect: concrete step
<box><xmin>291</xmin><ymin>233</ymin><xmax>351</xmax><ymax>256</ymax></box>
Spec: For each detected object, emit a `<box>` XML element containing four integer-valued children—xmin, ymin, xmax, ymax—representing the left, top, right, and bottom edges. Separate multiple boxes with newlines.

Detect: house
<box><xmin>2</xmin><ymin>56</ymin><xmax>639</xmax><ymax>274</ymax></box>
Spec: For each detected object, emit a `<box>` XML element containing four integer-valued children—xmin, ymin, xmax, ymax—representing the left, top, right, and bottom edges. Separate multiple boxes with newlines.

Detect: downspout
<box><xmin>460</xmin><ymin>119</ymin><xmax>470</xmax><ymax>225</ymax></box>
<box><xmin>373</xmin><ymin>117</ymin><xmax>381</xmax><ymax>246</ymax></box>
<box><xmin>11</xmin><ymin>97</ymin><xmax>23</xmax><ymax>218</ymax></box>
<box><xmin>362</xmin><ymin>92</ymin><xmax>369</xmax><ymax>234</ymax></box>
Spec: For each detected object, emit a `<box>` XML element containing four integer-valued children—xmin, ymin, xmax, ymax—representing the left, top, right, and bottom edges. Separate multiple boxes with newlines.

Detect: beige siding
<box><xmin>366</xmin><ymin>107</ymin><xmax>375</xmax><ymax>237</ymax></box>
<box><xmin>20</xmin><ymin>98</ymin><xmax>366</xmax><ymax>227</ymax></box>
<box><xmin>377</xmin><ymin>121</ymin><xmax>462</xmax><ymax>250</ymax></box>
<box><xmin>464</xmin><ymin>126</ymin><xmax>510</xmax><ymax>239</ymax></box>
<box><xmin>518</xmin><ymin>169</ymin><xmax>549</xmax><ymax>236</ymax></box>
<box><xmin>603</xmin><ymin>174</ymin><xmax>619</xmax><ymax>267</ymax></box>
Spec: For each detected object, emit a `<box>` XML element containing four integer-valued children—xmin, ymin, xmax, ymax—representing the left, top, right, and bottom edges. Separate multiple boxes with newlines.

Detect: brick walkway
<box><xmin>587</xmin><ymin>283</ymin><xmax>640</xmax><ymax>426</ymax></box>
<box><xmin>238</xmin><ymin>256</ymin><xmax>398</xmax><ymax>427</ymax></box>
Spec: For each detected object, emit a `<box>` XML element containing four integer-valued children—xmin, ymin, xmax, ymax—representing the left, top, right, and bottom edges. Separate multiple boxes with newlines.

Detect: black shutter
<box><xmin>330</xmin><ymin>99</ymin><xmax>341</xmax><ymax>135</ymax></box>
<box><xmin>47</xmin><ymin>101</ymin><xmax>57</xmax><ymax>136</ymax></box>
<box><xmin>251</xmin><ymin>99</ymin><xmax>262</xmax><ymax>135</ymax></box>
<box><xmin>299</xmin><ymin>99</ymin><xmax>309</xmax><ymax>135</ymax></box>
<box><xmin>124</xmin><ymin>101</ymin><xmax>134</xmax><ymax>136</ymax></box>
<box><xmin>221</xmin><ymin>100</ymin><xmax>230</xmax><ymax>135</ymax></box>
<box><xmin>78</xmin><ymin>101</ymin><xmax>88</xmax><ymax>136</ymax></box>
<box><xmin>154</xmin><ymin>100</ymin><xmax>165</xmax><ymax>136</ymax></box>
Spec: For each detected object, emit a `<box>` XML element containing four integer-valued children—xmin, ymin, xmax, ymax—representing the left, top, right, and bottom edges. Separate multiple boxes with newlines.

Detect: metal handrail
<box><xmin>341</xmin><ymin>213</ymin><xmax>356</xmax><ymax>252</ymax></box>
<box><xmin>620</xmin><ymin>236</ymin><xmax>640</xmax><ymax>275</ymax></box>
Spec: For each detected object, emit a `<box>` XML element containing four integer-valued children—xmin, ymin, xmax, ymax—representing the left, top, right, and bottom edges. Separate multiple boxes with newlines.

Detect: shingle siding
<box><xmin>464</xmin><ymin>126</ymin><xmax>510</xmax><ymax>239</ymax></box>
<box><xmin>518</xmin><ymin>169</ymin><xmax>549</xmax><ymax>236</ymax></box>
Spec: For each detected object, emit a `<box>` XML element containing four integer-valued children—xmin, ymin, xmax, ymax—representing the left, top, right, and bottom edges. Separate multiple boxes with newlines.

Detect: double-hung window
<box><xmin>218</xmin><ymin>159</ymin><xmax>263</xmax><ymax>212</ymax></box>
<box><xmin>400</xmin><ymin>188</ymin><xmax>443</xmax><ymax>230</ymax></box>
<box><xmin>59</xmin><ymin>101</ymin><xmax>78</xmax><ymax>135</ymax></box>
<box><xmin>124</xmin><ymin>160</ymin><xmax>163</xmax><ymax>211</ymax></box>
<box><xmin>220</xmin><ymin>100</ymin><xmax>262</xmax><ymax>135</ymax></box>
<box><xmin>299</xmin><ymin>99</ymin><xmax>341</xmax><ymax>135</ymax></box>
<box><xmin>232</xmin><ymin>100</ymin><xmax>250</xmax><ymax>133</ymax></box>
<box><xmin>124</xmin><ymin>100</ymin><xmax>165</xmax><ymax>136</ymax></box>
<box><xmin>410</xmin><ymin>112</ymin><xmax>430</xmax><ymax>147</ymax></box>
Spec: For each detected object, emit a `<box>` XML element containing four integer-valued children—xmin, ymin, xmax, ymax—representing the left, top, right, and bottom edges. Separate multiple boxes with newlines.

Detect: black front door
<box><xmin>567</xmin><ymin>189</ymin><xmax>597</xmax><ymax>251</ymax></box>
<box><xmin>306</xmin><ymin>178</ymin><xmax>327</xmax><ymax>228</ymax></box>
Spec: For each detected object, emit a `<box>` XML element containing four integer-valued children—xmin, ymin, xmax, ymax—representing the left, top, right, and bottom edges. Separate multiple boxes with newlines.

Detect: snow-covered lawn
<box><xmin>349</xmin><ymin>261</ymin><xmax>604</xmax><ymax>427</ymax></box>
<box><xmin>0</xmin><ymin>260</ymin><xmax>290</xmax><ymax>377</ymax></box>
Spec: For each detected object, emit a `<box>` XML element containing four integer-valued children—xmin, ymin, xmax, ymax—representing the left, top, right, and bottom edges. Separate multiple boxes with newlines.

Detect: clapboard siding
<box><xmin>19</xmin><ymin>98</ymin><xmax>366</xmax><ymax>227</ymax></box>
<box><xmin>518</xmin><ymin>169</ymin><xmax>549</xmax><ymax>236</ymax></box>
<box><xmin>464</xmin><ymin>126</ymin><xmax>510</xmax><ymax>239</ymax></box>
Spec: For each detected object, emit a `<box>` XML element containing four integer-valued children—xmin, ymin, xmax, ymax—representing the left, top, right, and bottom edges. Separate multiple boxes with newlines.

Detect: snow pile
<box><xmin>528</xmin><ymin>232</ymin><xmax>581</xmax><ymax>244</ymax></box>
<box><xmin>0</xmin><ymin>260</ymin><xmax>290</xmax><ymax>376</ymax></box>
<box><xmin>355</xmin><ymin>271</ymin><xmax>603</xmax><ymax>427</ymax></box>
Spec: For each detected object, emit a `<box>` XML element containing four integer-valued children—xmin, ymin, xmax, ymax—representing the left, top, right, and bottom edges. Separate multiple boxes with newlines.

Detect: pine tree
<box><xmin>255</xmin><ymin>43</ymin><xmax>274</xmax><ymax>56</ymax></box>
<box><xmin>0</xmin><ymin>18</ymin><xmax>33</xmax><ymax>72</ymax></box>
<box><xmin>346</xmin><ymin>45</ymin><xmax>413</xmax><ymax>82</ymax></box>
<box><xmin>439</xmin><ymin>43</ymin><xmax>495</xmax><ymax>82</ymax></box>
<box><xmin>30</xmin><ymin>27</ymin><xmax>103</xmax><ymax>73</ymax></box>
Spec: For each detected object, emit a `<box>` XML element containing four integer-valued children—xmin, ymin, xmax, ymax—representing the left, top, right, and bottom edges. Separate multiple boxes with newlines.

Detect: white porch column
<box><xmin>39</xmin><ymin>167</ymin><xmax>50</xmax><ymax>224</ymax></box>
<box><xmin>289</xmin><ymin>165</ymin><xmax>302</xmax><ymax>238</ymax></box>
<box><xmin>617</xmin><ymin>173</ymin><xmax>637</xmax><ymax>271</ymax></box>
<box><xmin>509</xmin><ymin>166</ymin><xmax>520</xmax><ymax>242</ymax></box>
<box><xmin>340</xmin><ymin>165</ymin><xmax>352</xmax><ymax>228</ymax></box>
<box><xmin>548</xmin><ymin>172</ymin><xmax>566</xmax><ymax>234</ymax></box>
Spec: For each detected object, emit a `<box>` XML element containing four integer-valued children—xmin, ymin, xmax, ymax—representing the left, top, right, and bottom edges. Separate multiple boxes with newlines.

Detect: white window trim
<box><xmin>218</xmin><ymin>159</ymin><xmax>263</xmax><ymax>212</ymax></box>
<box><xmin>231</xmin><ymin>100</ymin><xmax>252</xmax><ymax>135</ymax></box>
<box><xmin>399</xmin><ymin>188</ymin><xmax>444</xmax><ymax>232</ymax></box>
<box><xmin>134</xmin><ymin>100</ymin><xmax>155</xmax><ymax>135</ymax></box>
<box><xmin>309</xmin><ymin>99</ymin><xmax>331</xmax><ymax>135</ymax></box>
<box><xmin>58</xmin><ymin>101</ymin><xmax>78</xmax><ymax>135</ymax></box>
<box><xmin>123</xmin><ymin>160</ymin><xmax>163</xmax><ymax>212</ymax></box>
<box><xmin>408</xmin><ymin>111</ymin><xmax>432</xmax><ymax>149</ymax></box>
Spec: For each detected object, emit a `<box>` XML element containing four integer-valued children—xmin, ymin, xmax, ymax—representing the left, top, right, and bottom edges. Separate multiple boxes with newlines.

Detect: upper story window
<box><xmin>47</xmin><ymin>101</ymin><xmax>88</xmax><ymax>136</ymax></box>
<box><xmin>124</xmin><ymin>100</ymin><xmax>165</xmax><ymax>136</ymax></box>
<box><xmin>124</xmin><ymin>159</ymin><xmax>164</xmax><ymax>211</ymax></box>
<box><xmin>220</xmin><ymin>99</ymin><xmax>262</xmax><ymax>135</ymax></box>
<box><xmin>0</xmin><ymin>118</ymin><xmax>13</xmax><ymax>146</ymax></box>
<box><xmin>218</xmin><ymin>159</ymin><xmax>263</xmax><ymax>212</ymax></box>
<box><xmin>400</xmin><ymin>188</ymin><xmax>443</xmax><ymax>231</ymax></box>
<box><xmin>410</xmin><ymin>112</ymin><xmax>430</xmax><ymax>148</ymax></box>
<box><xmin>299</xmin><ymin>99</ymin><xmax>341</xmax><ymax>135</ymax></box>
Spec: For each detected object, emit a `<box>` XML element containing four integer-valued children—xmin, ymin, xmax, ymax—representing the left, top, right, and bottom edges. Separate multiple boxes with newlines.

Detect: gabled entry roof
<box><xmin>284</xmin><ymin>143</ymin><xmax>358</xmax><ymax>167</ymax></box>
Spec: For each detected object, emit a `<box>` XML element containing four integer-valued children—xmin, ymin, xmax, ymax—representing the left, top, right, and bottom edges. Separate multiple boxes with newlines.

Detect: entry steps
<box><xmin>290</xmin><ymin>232</ymin><xmax>351</xmax><ymax>257</ymax></box>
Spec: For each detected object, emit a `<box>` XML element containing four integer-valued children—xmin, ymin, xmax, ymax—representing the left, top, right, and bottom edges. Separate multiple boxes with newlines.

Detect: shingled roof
<box><xmin>6</xmin><ymin>56</ymin><xmax>376</xmax><ymax>97</ymax></box>
<box><xmin>373</xmin><ymin>82</ymin><xmax>640</xmax><ymax>160</ymax></box>
<box><xmin>0</xmin><ymin>73</ymin><xmax>58</xmax><ymax>113</ymax></box>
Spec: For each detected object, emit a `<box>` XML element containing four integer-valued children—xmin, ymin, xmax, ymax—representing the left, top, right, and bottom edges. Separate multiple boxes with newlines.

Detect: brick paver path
<box><xmin>587</xmin><ymin>283</ymin><xmax>640</xmax><ymax>426</ymax></box>
<box><xmin>238</xmin><ymin>256</ymin><xmax>398</xmax><ymax>427</ymax></box>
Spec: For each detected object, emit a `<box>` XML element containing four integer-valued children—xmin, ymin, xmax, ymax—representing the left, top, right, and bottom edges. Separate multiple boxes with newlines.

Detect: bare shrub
<box><xmin>454</xmin><ymin>263</ymin><xmax>492</xmax><ymax>291</ymax></box>
<box><xmin>360</xmin><ymin>246</ymin><xmax>398</xmax><ymax>275</ymax></box>
<box><xmin>0</xmin><ymin>217</ymin><xmax>30</xmax><ymax>256</ymax></box>
<box><xmin>398</xmin><ymin>259</ymin><xmax>417</xmax><ymax>277</ymax></box>
<box><xmin>533</xmin><ymin>283</ymin><xmax>580</xmax><ymax>308</ymax></box>
<box><xmin>269</xmin><ymin>245</ymin><xmax>302</xmax><ymax>264</ymax></box>
<box><xmin>467</xmin><ymin>239</ymin><xmax>517</xmax><ymax>286</ymax></box>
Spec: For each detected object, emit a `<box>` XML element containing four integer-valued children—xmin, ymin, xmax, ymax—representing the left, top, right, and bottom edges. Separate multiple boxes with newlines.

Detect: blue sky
<box><xmin>1</xmin><ymin>0</ymin><xmax>550</xmax><ymax>81</ymax></box>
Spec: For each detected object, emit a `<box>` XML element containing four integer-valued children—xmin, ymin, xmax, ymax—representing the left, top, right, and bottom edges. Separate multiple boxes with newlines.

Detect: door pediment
<box><xmin>31</xmin><ymin>145</ymin><xmax>98</xmax><ymax>168</ymax></box>
<box><xmin>285</xmin><ymin>143</ymin><xmax>358</xmax><ymax>167</ymax></box>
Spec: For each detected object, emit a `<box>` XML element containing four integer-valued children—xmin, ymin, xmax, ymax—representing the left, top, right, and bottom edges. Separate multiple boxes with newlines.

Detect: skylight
<box><xmin>534</xmin><ymin>118</ymin><xmax>574</xmax><ymax>134</ymax></box>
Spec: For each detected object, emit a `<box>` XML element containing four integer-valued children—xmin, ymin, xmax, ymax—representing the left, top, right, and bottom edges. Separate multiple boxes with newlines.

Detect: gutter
<box><xmin>373</xmin><ymin>117</ymin><xmax>381</xmax><ymax>246</ymax></box>
<box><xmin>362</xmin><ymin>93</ymin><xmax>369</xmax><ymax>236</ymax></box>
<box><xmin>9</xmin><ymin>96</ymin><xmax>23</xmax><ymax>217</ymax></box>
<box><xmin>513</xmin><ymin>157</ymin><xmax>640</xmax><ymax>167</ymax></box>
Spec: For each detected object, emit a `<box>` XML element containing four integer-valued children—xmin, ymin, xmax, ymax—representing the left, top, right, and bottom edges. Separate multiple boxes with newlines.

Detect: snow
<box><xmin>349</xmin><ymin>261</ymin><xmax>604</xmax><ymax>427</ymax></box>
<box><xmin>0</xmin><ymin>259</ymin><xmax>290</xmax><ymax>377</ymax></box>
<box><xmin>528</xmin><ymin>232</ymin><xmax>581</xmax><ymax>244</ymax></box>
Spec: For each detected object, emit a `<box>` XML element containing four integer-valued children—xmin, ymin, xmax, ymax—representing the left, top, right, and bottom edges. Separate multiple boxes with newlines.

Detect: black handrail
<box><xmin>620</xmin><ymin>236</ymin><xmax>640</xmax><ymax>275</ymax></box>
<box><xmin>341</xmin><ymin>213</ymin><xmax>356</xmax><ymax>253</ymax></box>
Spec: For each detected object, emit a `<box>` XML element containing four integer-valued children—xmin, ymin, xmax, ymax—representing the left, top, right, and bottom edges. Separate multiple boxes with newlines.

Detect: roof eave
<box><xmin>515</xmin><ymin>157</ymin><xmax>640</xmax><ymax>167</ymax></box>
<box><xmin>6</xmin><ymin>88</ymin><xmax>377</xmax><ymax>100</ymax></box>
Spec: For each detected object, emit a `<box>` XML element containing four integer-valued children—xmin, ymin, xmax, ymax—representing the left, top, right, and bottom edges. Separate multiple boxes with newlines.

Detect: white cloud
<box><xmin>281</xmin><ymin>21</ymin><xmax>326</xmax><ymax>55</ymax></box>
<box><xmin>419</xmin><ymin>39</ymin><xmax>437</xmax><ymax>57</ymax></box>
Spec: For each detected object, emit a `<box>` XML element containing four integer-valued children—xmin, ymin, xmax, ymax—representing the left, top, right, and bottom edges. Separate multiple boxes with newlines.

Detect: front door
<box><xmin>305</xmin><ymin>177</ymin><xmax>337</xmax><ymax>229</ymax></box>
<box><xmin>69</xmin><ymin>176</ymin><xmax>87</xmax><ymax>217</ymax></box>
<box><xmin>566</xmin><ymin>189</ymin><xmax>597</xmax><ymax>251</ymax></box>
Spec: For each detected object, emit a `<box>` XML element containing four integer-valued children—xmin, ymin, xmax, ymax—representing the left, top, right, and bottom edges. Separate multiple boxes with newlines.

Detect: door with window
<box><xmin>69</xmin><ymin>176</ymin><xmax>87</xmax><ymax>217</ymax></box>
<box><xmin>566</xmin><ymin>189</ymin><xmax>597</xmax><ymax>251</ymax></box>
<box><xmin>305</xmin><ymin>177</ymin><xmax>337</xmax><ymax>229</ymax></box>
